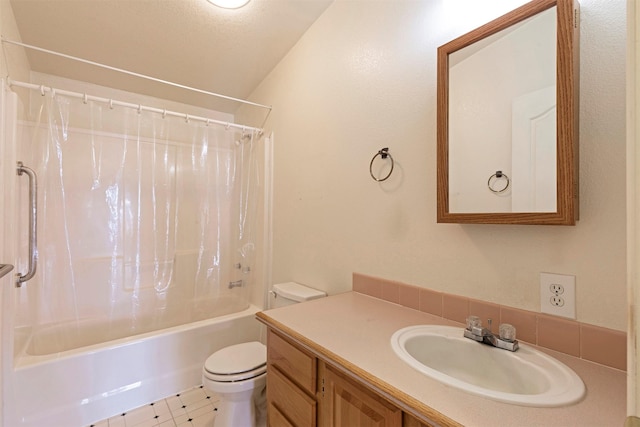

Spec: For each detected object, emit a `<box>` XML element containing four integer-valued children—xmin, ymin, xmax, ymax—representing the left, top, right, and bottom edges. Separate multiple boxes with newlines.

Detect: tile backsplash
<box><xmin>353</xmin><ymin>272</ymin><xmax>626</xmax><ymax>371</ymax></box>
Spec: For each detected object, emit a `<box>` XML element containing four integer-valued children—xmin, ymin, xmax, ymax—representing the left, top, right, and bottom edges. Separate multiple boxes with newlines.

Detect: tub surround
<box><xmin>354</xmin><ymin>272</ymin><xmax>626</xmax><ymax>371</ymax></box>
<box><xmin>256</xmin><ymin>291</ymin><xmax>625</xmax><ymax>426</ymax></box>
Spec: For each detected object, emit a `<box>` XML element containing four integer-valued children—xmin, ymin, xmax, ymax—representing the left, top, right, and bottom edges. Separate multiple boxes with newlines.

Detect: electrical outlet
<box><xmin>550</xmin><ymin>295</ymin><xmax>564</xmax><ymax>307</ymax></box>
<box><xmin>540</xmin><ymin>272</ymin><xmax>576</xmax><ymax>319</ymax></box>
<box><xmin>549</xmin><ymin>283</ymin><xmax>564</xmax><ymax>295</ymax></box>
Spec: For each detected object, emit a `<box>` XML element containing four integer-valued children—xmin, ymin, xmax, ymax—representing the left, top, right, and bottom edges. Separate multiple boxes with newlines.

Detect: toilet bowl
<box><xmin>202</xmin><ymin>282</ymin><xmax>326</xmax><ymax>427</ymax></box>
<box><xmin>203</xmin><ymin>341</ymin><xmax>267</xmax><ymax>427</ymax></box>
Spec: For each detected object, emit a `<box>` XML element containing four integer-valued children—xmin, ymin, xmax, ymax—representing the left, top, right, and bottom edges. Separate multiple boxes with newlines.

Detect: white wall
<box><xmin>0</xmin><ymin>1</ymin><xmax>30</xmax><ymax>114</ymax></box>
<box><xmin>242</xmin><ymin>0</ymin><xmax>627</xmax><ymax>331</ymax></box>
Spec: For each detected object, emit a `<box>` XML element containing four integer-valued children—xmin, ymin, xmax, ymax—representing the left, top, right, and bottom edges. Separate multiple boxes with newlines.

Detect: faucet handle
<box><xmin>499</xmin><ymin>323</ymin><xmax>517</xmax><ymax>342</ymax></box>
<box><xmin>466</xmin><ymin>315</ymin><xmax>482</xmax><ymax>330</ymax></box>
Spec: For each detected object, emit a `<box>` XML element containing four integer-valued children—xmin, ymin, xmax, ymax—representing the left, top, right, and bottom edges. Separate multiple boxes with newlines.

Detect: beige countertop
<box><xmin>257</xmin><ymin>291</ymin><xmax>626</xmax><ymax>427</ymax></box>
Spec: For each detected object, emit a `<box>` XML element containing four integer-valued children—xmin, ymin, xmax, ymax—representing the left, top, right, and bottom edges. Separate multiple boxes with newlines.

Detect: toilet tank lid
<box><xmin>273</xmin><ymin>282</ymin><xmax>327</xmax><ymax>302</ymax></box>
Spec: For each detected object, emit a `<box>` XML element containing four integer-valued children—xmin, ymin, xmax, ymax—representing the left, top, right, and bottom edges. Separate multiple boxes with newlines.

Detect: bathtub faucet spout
<box><xmin>228</xmin><ymin>280</ymin><xmax>244</xmax><ymax>289</ymax></box>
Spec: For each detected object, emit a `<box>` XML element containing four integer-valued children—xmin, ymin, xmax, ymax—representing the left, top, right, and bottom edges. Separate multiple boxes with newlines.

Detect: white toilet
<box><xmin>202</xmin><ymin>282</ymin><xmax>326</xmax><ymax>427</ymax></box>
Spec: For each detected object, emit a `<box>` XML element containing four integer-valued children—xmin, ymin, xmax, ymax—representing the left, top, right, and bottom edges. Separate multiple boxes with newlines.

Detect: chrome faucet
<box><xmin>464</xmin><ymin>316</ymin><xmax>519</xmax><ymax>352</ymax></box>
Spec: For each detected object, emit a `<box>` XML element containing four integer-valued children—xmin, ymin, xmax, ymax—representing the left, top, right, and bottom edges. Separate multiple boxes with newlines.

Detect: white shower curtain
<box><xmin>13</xmin><ymin>91</ymin><xmax>261</xmax><ymax>355</ymax></box>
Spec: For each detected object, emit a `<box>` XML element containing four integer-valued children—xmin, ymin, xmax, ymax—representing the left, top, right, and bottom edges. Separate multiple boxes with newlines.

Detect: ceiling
<box><xmin>8</xmin><ymin>0</ymin><xmax>333</xmax><ymax>113</ymax></box>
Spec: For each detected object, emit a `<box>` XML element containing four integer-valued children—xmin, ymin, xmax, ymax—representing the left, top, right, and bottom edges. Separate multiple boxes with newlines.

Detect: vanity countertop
<box><xmin>256</xmin><ymin>291</ymin><xmax>626</xmax><ymax>427</ymax></box>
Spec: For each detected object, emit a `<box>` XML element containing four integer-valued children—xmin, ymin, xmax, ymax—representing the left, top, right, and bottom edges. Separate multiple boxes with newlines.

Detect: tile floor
<box><xmin>88</xmin><ymin>385</ymin><xmax>219</xmax><ymax>427</ymax></box>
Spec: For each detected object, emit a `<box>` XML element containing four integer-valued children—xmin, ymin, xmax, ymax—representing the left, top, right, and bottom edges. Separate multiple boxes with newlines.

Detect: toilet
<box><xmin>202</xmin><ymin>282</ymin><xmax>327</xmax><ymax>427</ymax></box>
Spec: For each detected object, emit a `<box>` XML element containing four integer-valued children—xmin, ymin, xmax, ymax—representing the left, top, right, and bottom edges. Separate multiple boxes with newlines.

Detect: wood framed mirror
<box><xmin>436</xmin><ymin>0</ymin><xmax>579</xmax><ymax>225</ymax></box>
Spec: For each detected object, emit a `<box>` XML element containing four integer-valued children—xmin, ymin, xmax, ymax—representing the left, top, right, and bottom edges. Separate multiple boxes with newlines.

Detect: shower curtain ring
<box><xmin>83</xmin><ymin>93</ymin><xmax>88</xmax><ymax>104</ymax></box>
<box><xmin>206</xmin><ymin>119</ymin><xmax>211</xmax><ymax>127</ymax></box>
<box><xmin>162</xmin><ymin>109</ymin><xmax>167</xmax><ymax>119</ymax></box>
<box><xmin>137</xmin><ymin>104</ymin><xmax>142</xmax><ymax>114</ymax></box>
<box><xmin>39</xmin><ymin>85</ymin><xmax>45</xmax><ymax>96</ymax></box>
<box><xmin>108</xmin><ymin>99</ymin><xmax>114</xmax><ymax>109</ymax></box>
<box><xmin>185</xmin><ymin>114</ymin><xmax>190</xmax><ymax>123</ymax></box>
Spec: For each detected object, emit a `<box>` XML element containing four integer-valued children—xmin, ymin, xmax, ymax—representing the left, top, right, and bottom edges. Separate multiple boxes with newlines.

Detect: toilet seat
<box><xmin>204</xmin><ymin>365</ymin><xmax>266</xmax><ymax>382</ymax></box>
<box><xmin>204</xmin><ymin>341</ymin><xmax>267</xmax><ymax>383</ymax></box>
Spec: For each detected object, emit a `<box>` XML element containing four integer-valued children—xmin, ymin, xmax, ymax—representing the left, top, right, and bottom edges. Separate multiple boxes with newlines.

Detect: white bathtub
<box><xmin>8</xmin><ymin>305</ymin><xmax>263</xmax><ymax>427</ymax></box>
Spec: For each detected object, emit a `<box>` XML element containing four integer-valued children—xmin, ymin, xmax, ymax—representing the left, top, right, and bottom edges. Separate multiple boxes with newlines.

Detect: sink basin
<box><xmin>391</xmin><ymin>325</ymin><xmax>585</xmax><ymax>407</ymax></box>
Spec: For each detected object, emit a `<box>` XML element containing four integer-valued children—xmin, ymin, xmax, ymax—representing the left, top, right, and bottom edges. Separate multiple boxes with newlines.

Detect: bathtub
<box><xmin>8</xmin><ymin>304</ymin><xmax>263</xmax><ymax>427</ymax></box>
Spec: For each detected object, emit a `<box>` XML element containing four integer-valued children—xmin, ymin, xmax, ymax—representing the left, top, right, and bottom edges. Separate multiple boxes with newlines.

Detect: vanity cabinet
<box><xmin>319</xmin><ymin>361</ymin><xmax>402</xmax><ymax>426</ymax></box>
<box><xmin>266</xmin><ymin>328</ymin><xmax>436</xmax><ymax>427</ymax></box>
<box><xmin>267</xmin><ymin>328</ymin><xmax>317</xmax><ymax>426</ymax></box>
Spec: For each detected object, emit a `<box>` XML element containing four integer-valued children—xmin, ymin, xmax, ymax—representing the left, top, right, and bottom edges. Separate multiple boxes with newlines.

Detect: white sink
<box><xmin>391</xmin><ymin>325</ymin><xmax>585</xmax><ymax>407</ymax></box>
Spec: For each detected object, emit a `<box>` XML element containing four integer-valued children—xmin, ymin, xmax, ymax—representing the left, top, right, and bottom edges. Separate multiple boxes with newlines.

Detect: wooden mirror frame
<box><xmin>436</xmin><ymin>0</ymin><xmax>579</xmax><ymax>225</ymax></box>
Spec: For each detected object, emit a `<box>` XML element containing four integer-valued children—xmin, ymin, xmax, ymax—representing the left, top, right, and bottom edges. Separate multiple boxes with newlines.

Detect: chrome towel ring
<box><xmin>487</xmin><ymin>170</ymin><xmax>510</xmax><ymax>193</ymax></box>
<box><xmin>370</xmin><ymin>148</ymin><xmax>394</xmax><ymax>182</ymax></box>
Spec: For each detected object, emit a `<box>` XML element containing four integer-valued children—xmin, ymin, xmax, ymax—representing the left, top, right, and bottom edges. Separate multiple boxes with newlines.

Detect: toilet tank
<box><xmin>270</xmin><ymin>282</ymin><xmax>326</xmax><ymax>308</ymax></box>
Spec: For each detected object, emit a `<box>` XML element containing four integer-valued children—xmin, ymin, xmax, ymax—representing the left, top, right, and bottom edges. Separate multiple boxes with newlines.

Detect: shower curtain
<box><xmin>13</xmin><ymin>90</ymin><xmax>261</xmax><ymax>354</ymax></box>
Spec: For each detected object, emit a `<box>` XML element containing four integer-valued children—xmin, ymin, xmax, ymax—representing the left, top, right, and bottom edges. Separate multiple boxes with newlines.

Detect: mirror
<box><xmin>437</xmin><ymin>0</ymin><xmax>579</xmax><ymax>225</ymax></box>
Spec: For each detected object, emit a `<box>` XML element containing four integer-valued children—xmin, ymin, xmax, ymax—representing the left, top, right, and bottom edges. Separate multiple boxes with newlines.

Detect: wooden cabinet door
<box><xmin>268</xmin><ymin>401</ymin><xmax>296</xmax><ymax>427</ymax></box>
<box><xmin>267</xmin><ymin>365</ymin><xmax>316</xmax><ymax>427</ymax></box>
<box><xmin>266</xmin><ymin>328</ymin><xmax>317</xmax><ymax>427</ymax></box>
<box><xmin>320</xmin><ymin>363</ymin><xmax>402</xmax><ymax>427</ymax></box>
<box><xmin>267</xmin><ymin>328</ymin><xmax>317</xmax><ymax>394</ymax></box>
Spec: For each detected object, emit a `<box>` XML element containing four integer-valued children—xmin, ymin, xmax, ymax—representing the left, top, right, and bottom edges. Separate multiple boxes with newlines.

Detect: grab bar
<box><xmin>0</xmin><ymin>264</ymin><xmax>14</xmax><ymax>279</ymax></box>
<box><xmin>16</xmin><ymin>161</ymin><xmax>37</xmax><ymax>287</ymax></box>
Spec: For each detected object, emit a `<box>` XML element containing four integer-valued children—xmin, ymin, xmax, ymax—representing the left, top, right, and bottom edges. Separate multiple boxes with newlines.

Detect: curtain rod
<box><xmin>7</xmin><ymin>79</ymin><xmax>263</xmax><ymax>134</ymax></box>
<box><xmin>1</xmin><ymin>37</ymin><xmax>272</xmax><ymax>111</ymax></box>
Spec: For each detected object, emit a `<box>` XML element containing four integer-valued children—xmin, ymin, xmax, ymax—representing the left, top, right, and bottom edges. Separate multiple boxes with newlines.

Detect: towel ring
<box><xmin>488</xmin><ymin>171</ymin><xmax>510</xmax><ymax>193</ymax></box>
<box><xmin>370</xmin><ymin>148</ymin><xmax>394</xmax><ymax>182</ymax></box>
